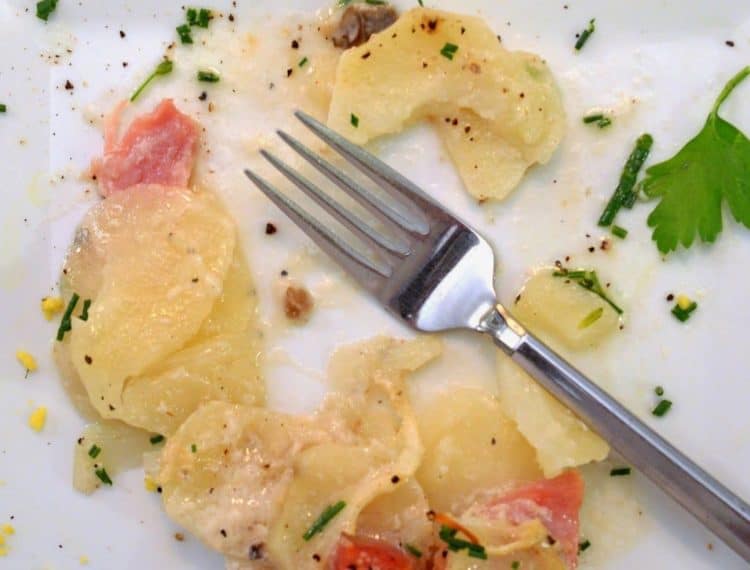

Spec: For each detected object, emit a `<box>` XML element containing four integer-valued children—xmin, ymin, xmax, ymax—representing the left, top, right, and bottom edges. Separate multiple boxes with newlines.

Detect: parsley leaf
<box><xmin>643</xmin><ymin>66</ymin><xmax>750</xmax><ymax>253</ymax></box>
<box><xmin>36</xmin><ymin>0</ymin><xmax>58</xmax><ymax>21</ymax></box>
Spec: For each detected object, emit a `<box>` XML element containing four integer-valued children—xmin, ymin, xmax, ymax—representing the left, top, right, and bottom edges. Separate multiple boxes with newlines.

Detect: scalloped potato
<box><xmin>328</xmin><ymin>7</ymin><xmax>565</xmax><ymax>201</ymax></box>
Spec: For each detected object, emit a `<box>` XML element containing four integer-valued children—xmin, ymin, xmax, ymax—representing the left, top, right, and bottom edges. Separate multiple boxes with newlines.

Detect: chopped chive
<box><xmin>578</xmin><ymin>307</ymin><xmax>604</xmax><ymax>329</ymax></box>
<box><xmin>197</xmin><ymin>69</ymin><xmax>220</xmax><ymax>83</ymax></box>
<box><xmin>298</xmin><ymin>56</ymin><xmax>309</xmax><ymax>68</ymax></box>
<box><xmin>652</xmin><ymin>399</ymin><xmax>673</xmax><ymax>417</ymax></box>
<box><xmin>553</xmin><ymin>268</ymin><xmax>623</xmax><ymax>314</ymax></box>
<box><xmin>611</xmin><ymin>225</ymin><xmax>628</xmax><ymax>239</ymax></box>
<box><xmin>79</xmin><ymin>299</ymin><xmax>92</xmax><ymax>321</ymax></box>
<box><xmin>467</xmin><ymin>544</ymin><xmax>488</xmax><ymax>560</ymax></box>
<box><xmin>418</xmin><ymin>0</ymin><xmax>424</xmax><ymax>5</ymax></box>
<box><xmin>598</xmin><ymin>133</ymin><xmax>653</xmax><ymax>227</ymax></box>
<box><xmin>197</xmin><ymin>8</ymin><xmax>212</xmax><ymax>28</ymax></box>
<box><xmin>56</xmin><ymin>293</ymin><xmax>80</xmax><ymax>341</ymax></box>
<box><xmin>654</xmin><ymin>385</ymin><xmax>664</xmax><ymax>397</ymax></box>
<box><xmin>597</xmin><ymin>116</ymin><xmax>612</xmax><ymax>128</ymax></box>
<box><xmin>574</xmin><ymin>18</ymin><xmax>596</xmax><ymax>51</ymax></box>
<box><xmin>440</xmin><ymin>42</ymin><xmax>459</xmax><ymax>60</ymax></box>
<box><xmin>350</xmin><ymin>113</ymin><xmax>359</xmax><ymax>128</ymax></box>
<box><xmin>337</xmin><ymin>0</ymin><xmax>354</xmax><ymax>6</ymax></box>
<box><xmin>88</xmin><ymin>444</ymin><xmax>101</xmax><ymax>459</ymax></box>
<box><xmin>150</xmin><ymin>434</ymin><xmax>165</xmax><ymax>445</ymax></box>
<box><xmin>176</xmin><ymin>24</ymin><xmax>193</xmax><ymax>44</ymax></box>
<box><xmin>36</xmin><ymin>0</ymin><xmax>58</xmax><ymax>21</ymax></box>
<box><xmin>671</xmin><ymin>301</ymin><xmax>698</xmax><ymax>322</ymax></box>
<box><xmin>130</xmin><ymin>60</ymin><xmax>174</xmax><ymax>102</ymax></box>
<box><xmin>578</xmin><ymin>539</ymin><xmax>591</xmax><ymax>553</ymax></box>
<box><xmin>405</xmin><ymin>544</ymin><xmax>422</xmax><ymax>558</ymax></box>
<box><xmin>95</xmin><ymin>467</ymin><xmax>113</xmax><ymax>485</ymax></box>
<box><xmin>511</xmin><ymin>562</ymin><xmax>521</xmax><ymax>570</ymax></box>
<box><xmin>0</xmin><ymin>104</ymin><xmax>6</xmax><ymax>113</ymax></box>
<box><xmin>186</xmin><ymin>8</ymin><xmax>198</xmax><ymax>25</ymax></box>
<box><xmin>438</xmin><ymin>526</ymin><xmax>487</xmax><ymax>559</ymax></box>
<box><xmin>302</xmin><ymin>501</ymin><xmax>346</xmax><ymax>540</ymax></box>
<box><xmin>582</xmin><ymin>113</ymin><xmax>604</xmax><ymax>124</ymax></box>
<box><xmin>365</xmin><ymin>0</ymin><xmax>387</xmax><ymax>4</ymax></box>
<box><xmin>190</xmin><ymin>443</ymin><xmax>197</xmax><ymax>453</ymax></box>
<box><xmin>609</xmin><ymin>467</ymin><xmax>631</xmax><ymax>477</ymax></box>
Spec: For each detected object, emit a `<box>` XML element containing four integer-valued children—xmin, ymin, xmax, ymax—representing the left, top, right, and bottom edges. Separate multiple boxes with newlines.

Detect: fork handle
<box><xmin>479</xmin><ymin>305</ymin><xmax>750</xmax><ymax>563</ymax></box>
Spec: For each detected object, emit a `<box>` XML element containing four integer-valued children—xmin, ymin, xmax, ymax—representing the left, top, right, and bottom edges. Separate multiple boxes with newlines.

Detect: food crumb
<box><xmin>41</xmin><ymin>296</ymin><xmax>65</xmax><ymax>319</ymax></box>
<box><xmin>284</xmin><ymin>285</ymin><xmax>314</xmax><ymax>322</ymax></box>
<box><xmin>79</xmin><ymin>555</ymin><xmax>90</xmax><ymax>565</ymax></box>
<box><xmin>265</xmin><ymin>222</ymin><xmax>277</xmax><ymax>235</ymax></box>
<box><xmin>676</xmin><ymin>294</ymin><xmax>693</xmax><ymax>310</ymax></box>
<box><xmin>174</xmin><ymin>533</ymin><xmax>185</xmax><ymax>542</ymax></box>
<box><xmin>144</xmin><ymin>477</ymin><xmax>158</xmax><ymax>493</ymax></box>
<box><xmin>28</xmin><ymin>406</ymin><xmax>47</xmax><ymax>432</ymax></box>
<box><xmin>16</xmin><ymin>350</ymin><xmax>38</xmax><ymax>373</ymax></box>
<box><xmin>1</xmin><ymin>525</ymin><xmax>14</xmax><ymax>536</ymax></box>
<box><xmin>725</xmin><ymin>40</ymin><xmax>735</xmax><ymax>47</ymax></box>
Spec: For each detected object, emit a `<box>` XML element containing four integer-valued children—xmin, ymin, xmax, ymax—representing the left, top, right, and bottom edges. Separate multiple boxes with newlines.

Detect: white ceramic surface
<box><xmin>2</xmin><ymin>0</ymin><xmax>750</xmax><ymax>568</ymax></box>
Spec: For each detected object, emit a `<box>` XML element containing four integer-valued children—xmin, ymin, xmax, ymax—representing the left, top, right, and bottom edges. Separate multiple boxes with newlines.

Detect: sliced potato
<box><xmin>328</xmin><ymin>7</ymin><xmax>564</xmax><ymax>201</ymax></box>
<box><xmin>415</xmin><ymin>388</ymin><xmax>541</xmax><ymax>513</ymax></box>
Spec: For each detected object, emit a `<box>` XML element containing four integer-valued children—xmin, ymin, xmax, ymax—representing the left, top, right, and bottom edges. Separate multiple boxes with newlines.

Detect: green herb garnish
<box><xmin>655</xmin><ymin>385</ymin><xmax>664</xmax><ymax>396</ymax></box>
<box><xmin>553</xmin><ymin>268</ymin><xmax>623</xmax><ymax>314</ymax></box>
<box><xmin>365</xmin><ymin>0</ymin><xmax>387</xmax><ymax>4</ymax></box>
<box><xmin>88</xmin><ymin>444</ymin><xmax>101</xmax><ymax>459</ymax></box>
<box><xmin>197</xmin><ymin>8</ymin><xmax>212</xmax><ymax>27</ymax></box>
<box><xmin>405</xmin><ymin>544</ymin><xmax>422</xmax><ymax>558</ymax></box>
<box><xmin>95</xmin><ymin>467</ymin><xmax>113</xmax><ymax>485</ymax></box>
<box><xmin>583</xmin><ymin>113</ymin><xmax>611</xmax><ymax>128</ymax></box>
<box><xmin>574</xmin><ymin>19</ymin><xmax>595</xmax><ymax>51</ymax></box>
<box><xmin>643</xmin><ymin>67</ymin><xmax>750</xmax><ymax>253</ymax></box>
<box><xmin>197</xmin><ymin>69</ymin><xmax>220</xmax><ymax>83</ymax></box>
<box><xmin>578</xmin><ymin>539</ymin><xmax>591</xmax><ymax>553</ymax></box>
<box><xmin>610</xmin><ymin>467</ymin><xmax>631</xmax><ymax>477</ymax></box>
<box><xmin>186</xmin><ymin>8</ymin><xmax>198</xmax><ymax>25</ymax></box>
<box><xmin>611</xmin><ymin>225</ymin><xmax>628</xmax><ymax>239</ymax></box>
<box><xmin>130</xmin><ymin>60</ymin><xmax>174</xmax><ymax>102</ymax></box>
<box><xmin>511</xmin><ymin>562</ymin><xmax>521</xmax><ymax>570</ymax></box>
<box><xmin>440</xmin><ymin>42</ymin><xmax>459</xmax><ymax>60</ymax></box>
<box><xmin>598</xmin><ymin>134</ymin><xmax>653</xmax><ymax>227</ymax></box>
<box><xmin>190</xmin><ymin>443</ymin><xmax>197</xmax><ymax>453</ymax></box>
<box><xmin>652</xmin><ymin>399</ymin><xmax>673</xmax><ymax>417</ymax></box>
<box><xmin>36</xmin><ymin>0</ymin><xmax>58</xmax><ymax>21</ymax></box>
<box><xmin>176</xmin><ymin>24</ymin><xmax>193</xmax><ymax>44</ymax></box>
<box><xmin>150</xmin><ymin>434</ymin><xmax>165</xmax><ymax>445</ymax></box>
<box><xmin>418</xmin><ymin>0</ymin><xmax>424</xmax><ymax>5</ymax></box>
<box><xmin>672</xmin><ymin>299</ymin><xmax>698</xmax><ymax>322</ymax></box>
<box><xmin>298</xmin><ymin>56</ymin><xmax>309</xmax><ymax>68</ymax></box>
<box><xmin>302</xmin><ymin>501</ymin><xmax>346</xmax><ymax>540</ymax></box>
<box><xmin>0</xmin><ymin>104</ymin><xmax>6</xmax><ymax>113</ymax></box>
<box><xmin>578</xmin><ymin>307</ymin><xmax>604</xmax><ymax>329</ymax></box>
<box><xmin>79</xmin><ymin>299</ymin><xmax>91</xmax><ymax>321</ymax></box>
<box><xmin>350</xmin><ymin>113</ymin><xmax>359</xmax><ymax>128</ymax></box>
<box><xmin>56</xmin><ymin>293</ymin><xmax>80</xmax><ymax>341</ymax></box>
<box><xmin>438</xmin><ymin>526</ymin><xmax>488</xmax><ymax>560</ymax></box>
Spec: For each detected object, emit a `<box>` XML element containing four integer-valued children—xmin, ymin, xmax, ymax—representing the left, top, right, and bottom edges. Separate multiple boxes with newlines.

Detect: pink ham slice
<box><xmin>91</xmin><ymin>99</ymin><xmax>199</xmax><ymax>196</ymax></box>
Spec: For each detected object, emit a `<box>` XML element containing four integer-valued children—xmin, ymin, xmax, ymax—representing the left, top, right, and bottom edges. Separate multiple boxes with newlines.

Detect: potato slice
<box><xmin>497</xmin><ymin>268</ymin><xmax>617</xmax><ymax>476</ymax></box>
<box><xmin>64</xmin><ymin>185</ymin><xmax>235</xmax><ymax>417</ymax></box>
<box><xmin>328</xmin><ymin>7</ymin><xmax>564</xmax><ymax>201</ymax></box>
<box><xmin>415</xmin><ymin>388</ymin><xmax>541</xmax><ymax>514</ymax></box>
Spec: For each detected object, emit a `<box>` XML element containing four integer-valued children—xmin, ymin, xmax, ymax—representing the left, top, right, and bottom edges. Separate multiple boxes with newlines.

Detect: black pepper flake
<box><xmin>286</xmin><ymin>68</ymin><xmax>293</xmax><ymax>77</ymax></box>
<box><xmin>84</xmin><ymin>355</ymin><xmax>92</xmax><ymax>365</ymax></box>
<box><xmin>491</xmin><ymin>437</ymin><xmax>496</xmax><ymax>445</ymax></box>
<box><xmin>265</xmin><ymin>222</ymin><xmax>277</xmax><ymax>235</ymax></box>
<box><xmin>228</xmin><ymin>14</ymin><xmax>235</xmax><ymax>22</ymax></box>
<box><xmin>77</xmin><ymin>437</ymin><xmax>84</xmax><ymax>445</ymax></box>
<box><xmin>122</xmin><ymin>61</ymin><xmax>128</xmax><ymax>67</ymax></box>
<box><xmin>249</xmin><ymin>543</ymin><xmax>264</xmax><ymax>560</ymax></box>
<box><xmin>280</xmin><ymin>269</ymin><xmax>288</xmax><ymax>277</ymax></box>
<box><xmin>464</xmin><ymin>125</ymin><xmax>471</xmax><ymax>133</ymax></box>
<box><xmin>198</xmin><ymin>91</ymin><xmax>207</xmax><ymax>101</ymax></box>
<box><xmin>64</xmin><ymin>80</ymin><xmax>74</xmax><ymax>90</ymax></box>
<box><xmin>391</xmin><ymin>475</ymin><xmax>400</xmax><ymax>484</ymax></box>
<box><xmin>291</xmin><ymin>39</ymin><xmax>299</xmax><ymax>49</ymax></box>
<box><xmin>427</xmin><ymin>19</ymin><xmax>437</xmax><ymax>31</ymax></box>
<box><xmin>451</xmin><ymin>118</ymin><xmax>458</xmax><ymax>126</ymax></box>
<box><xmin>119</xmin><ymin>30</ymin><xmax>126</xmax><ymax>38</ymax></box>
<box><xmin>312</xmin><ymin>554</ymin><xmax>321</xmax><ymax>562</ymax></box>
<box><xmin>588</xmin><ymin>246</ymin><xmax>595</xmax><ymax>253</ymax></box>
<box><xmin>191</xmin><ymin>277</ymin><xmax>199</xmax><ymax>283</ymax></box>
<box><xmin>666</xmin><ymin>293</ymin><xmax>674</xmax><ymax>302</ymax></box>
<box><xmin>220</xmin><ymin>529</ymin><xmax>227</xmax><ymax>537</ymax></box>
<box><xmin>108</xmin><ymin>404</ymin><xmax>115</xmax><ymax>411</ymax></box>
<box><xmin>361</xmin><ymin>51</ymin><xmax>371</xmax><ymax>59</ymax></box>
<box><xmin>726</xmin><ymin>40</ymin><xmax>735</xmax><ymax>47</ymax></box>
<box><xmin>157</xmin><ymin>486</ymin><xmax>163</xmax><ymax>493</ymax></box>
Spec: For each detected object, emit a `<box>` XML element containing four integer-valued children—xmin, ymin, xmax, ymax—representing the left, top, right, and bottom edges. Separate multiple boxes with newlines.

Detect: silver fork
<box><xmin>245</xmin><ymin>110</ymin><xmax>750</xmax><ymax>562</ymax></box>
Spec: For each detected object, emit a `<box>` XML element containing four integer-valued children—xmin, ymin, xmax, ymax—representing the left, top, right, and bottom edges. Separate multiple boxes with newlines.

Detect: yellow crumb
<box><xmin>676</xmin><ymin>294</ymin><xmax>693</xmax><ymax>310</ymax></box>
<box><xmin>1</xmin><ymin>524</ymin><xmax>14</xmax><ymax>535</ymax></box>
<box><xmin>0</xmin><ymin>535</ymin><xmax>5</xmax><ymax>546</ymax></box>
<box><xmin>28</xmin><ymin>407</ymin><xmax>47</xmax><ymax>432</ymax></box>
<box><xmin>16</xmin><ymin>350</ymin><xmax>37</xmax><ymax>373</ymax></box>
<box><xmin>0</xmin><ymin>545</ymin><xmax>7</xmax><ymax>557</ymax></box>
<box><xmin>41</xmin><ymin>296</ymin><xmax>65</xmax><ymax>320</ymax></box>
<box><xmin>79</xmin><ymin>555</ymin><xmax>90</xmax><ymax>565</ymax></box>
<box><xmin>143</xmin><ymin>476</ymin><xmax>158</xmax><ymax>493</ymax></box>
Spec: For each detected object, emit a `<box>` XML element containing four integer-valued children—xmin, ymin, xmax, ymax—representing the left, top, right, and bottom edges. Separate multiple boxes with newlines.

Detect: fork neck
<box><xmin>476</xmin><ymin>304</ymin><xmax>527</xmax><ymax>355</ymax></box>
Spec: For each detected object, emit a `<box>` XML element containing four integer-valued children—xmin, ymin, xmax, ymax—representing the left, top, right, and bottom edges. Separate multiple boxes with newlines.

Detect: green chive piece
<box><xmin>95</xmin><ymin>467</ymin><xmax>113</xmax><ymax>485</ymax></box>
<box><xmin>88</xmin><ymin>444</ymin><xmax>101</xmax><ymax>459</ymax></box>
<box><xmin>598</xmin><ymin>134</ymin><xmax>653</xmax><ymax>227</ymax></box>
<box><xmin>298</xmin><ymin>56</ymin><xmax>309</xmax><ymax>68</ymax></box>
<box><xmin>186</xmin><ymin>8</ymin><xmax>198</xmax><ymax>25</ymax></box>
<box><xmin>365</xmin><ymin>0</ymin><xmax>387</xmax><ymax>4</ymax></box>
<box><xmin>130</xmin><ymin>60</ymin><xmax>174</xmax><ymax>102</ymax></box>
<box><xmin>337</xmin><ymin>0</ymin><xmax>354</xmax><ymax>6</ymax></box>
<box><xmin>405</xmin><ymin>544</ymin><xmax>422</xmax><ymax>558</ymax></box>
<box><xmin>467</xmin><ymin>545</ymin><xmax>488</xmax><ymax>560</ymax></box>
<box><xmin>79</xmin><ymin>299</ymin><xmax>92</xmax><ymax>321</ymax></box>
<box><xmin>197</xmin><ymin>8</ymin><xmax>212</xmax><ymax>28</ymax></box>
<box><xmin>511</xmin><ymin>562</ymin><xmax>521</xmax><ymax>570</ymax></box>
<box><xmin>553</xmin><ymin>268</ymin><xmax>623</xmax><ymax>314</ymax></box>
<box><xmin>0</xmin><ymin>104</ymin><xmax>6</xmax><ymax>113</ymax></box>
<box><xmin>652</xmin><ymin>399</ymin><xmax>673</xmax><ymax>417</ymax></box>
<box><xmin>191</xmin><ymin>443</ymin><xmax>197</xmax><ymax>453</ymax></box>
<box><xmin>438</xmin><ymin>526</ymin><xmax>487</xmax><ymax>559</ymax></box>
<box><xmin>671</xmin><ymin>301</ymin><xmax>698</xmax><ymax>322</ymax></box>
<box><xmin>36</xmin><ymin>0</ymin><xmax>58</xmax><ymax>21</ymax></box>
<box><xmin>610</xmin><ymin>466</ymin><xmax>631</xmax><ymax>477</ymax></box>
<box><xmin>177</xmin><ymin>23</ymin><xmax>193</xmax><ymax>44</ymax></box>
<box><xmin>440</xmin><ymin>42</ymin><xmax>459</xmax><ymax>60</ymax></box>
<box><xmin>574</xmin><ymin>18</ymin><xmax>596</xmax><ymax>51</ymax></box>
<box><xmin>350</xmin><ymin>113</ymin><xmax>359</xmax><ymax>128</ymax></box>
<box><xmin>583</xmin><ymin>113</ymin><xmax>603</xmax><ymax>124</ymax></box>
<box><xmin>578</xmin><ymin>307</ymin><xmax>604</xmax><ymax>329</ymax></box>
<box><xmin>655</xmin><ymin>385</ymin><xmax>664</xmax><ymax>397</ymax></box>
<box><xmin>302</xmin><ymin>501</ymin><xmax>346</xmax><ymax>541</ymax></box>
<box><xmin>611</xmin><ymin>225</ymin><xmax>628</xmax><ymax>239</ymax></box>
<box><xmin>150</xmin><ymin>434</ymin><xmax>165</xmax><ymax>445</ymax></box>
<box><xmin>197</xmin><ymin>69</ymin><xmax>220</xmax><ymax>83</ymax></box>
<box><xmin>56</xmin><ymin>293</ymin><xmax>80</xmax><ymax>341</ymax></box>
<box><xmin>578</xmin><ymin>539</ymin><xmax>591</xmax><ymax>553</ymax></box>
<box><xmin>418</xmin><ymin>0</ymin><xmax>424</xmax><ymax>5</ymax></box>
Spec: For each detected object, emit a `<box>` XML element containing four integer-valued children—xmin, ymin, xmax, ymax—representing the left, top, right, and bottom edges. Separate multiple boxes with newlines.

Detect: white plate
<box><xmin>2</xmin><ymin>0</ymin><xmax>750</xmax><ymax>568</ymax></box>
